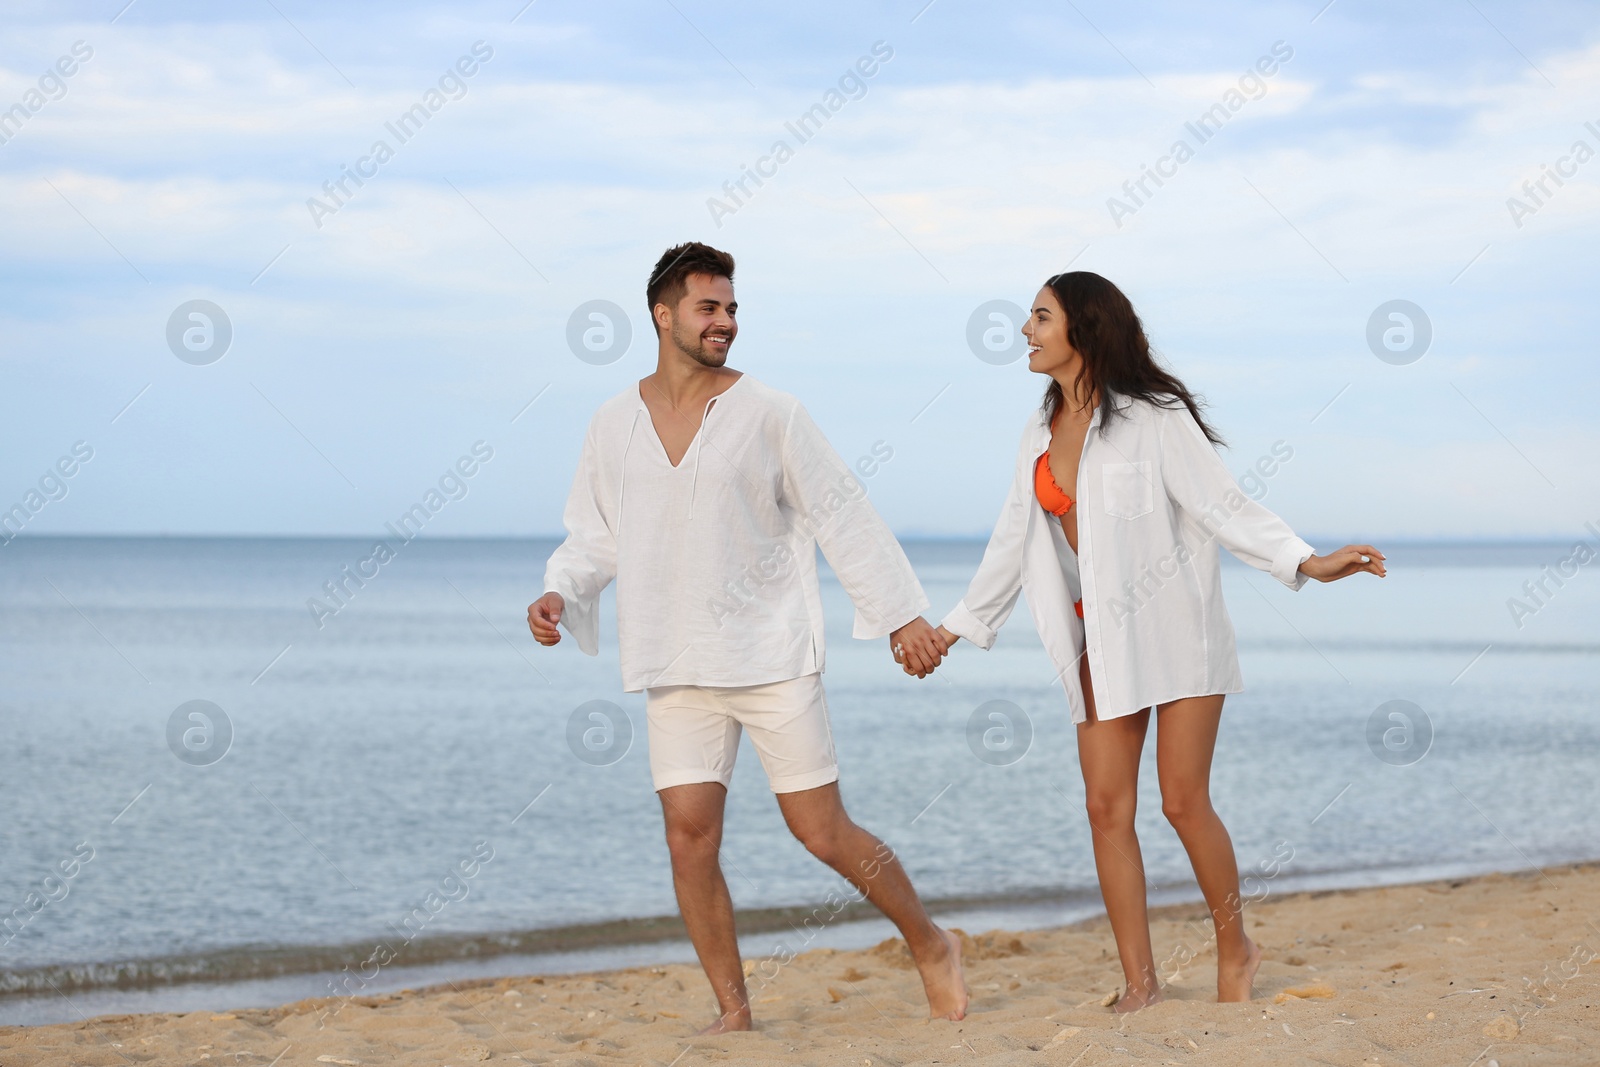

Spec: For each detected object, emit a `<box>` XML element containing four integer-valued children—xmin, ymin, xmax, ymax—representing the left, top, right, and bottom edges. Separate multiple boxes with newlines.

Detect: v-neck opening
<box><xmin>637</xmin><ymin>373</ymin><xmax>744</xmax><ymax>469</ymax></box>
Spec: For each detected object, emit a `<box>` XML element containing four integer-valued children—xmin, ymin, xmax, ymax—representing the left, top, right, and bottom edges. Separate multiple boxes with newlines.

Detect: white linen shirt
<box><xmin>942</xmin><ymin>394</ymin><xmax>1316</xmax><ymax>723</ymax></box>
<box><xmin>543</xmin><ymin>374</ymin><xmax>929</xmax><ymax>692</ymax></box>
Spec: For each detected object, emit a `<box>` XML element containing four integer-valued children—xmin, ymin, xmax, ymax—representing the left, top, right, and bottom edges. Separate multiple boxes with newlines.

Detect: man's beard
<box><xmin>670</xmin><ymin>320</ymin><xmax>729</xmax><ymax>367</ymax></box>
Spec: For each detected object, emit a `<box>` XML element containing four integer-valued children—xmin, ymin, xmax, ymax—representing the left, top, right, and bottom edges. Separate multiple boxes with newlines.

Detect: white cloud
<box><xmin>2</xmin><ymin>16</ymin><xmax>1597</xmax><ymax>537</ymax></box>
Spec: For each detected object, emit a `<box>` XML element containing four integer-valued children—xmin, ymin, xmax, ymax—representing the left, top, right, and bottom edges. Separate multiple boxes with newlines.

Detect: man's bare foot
<box><xmin>1111</xmin><ymin>984</ymin><xmax>1164</xmax><ymax>1013</ymax></box>
<box><xmin>916</xmin><ymin>926</ymin><xmax>969</xmax><ymax>1020</ymax></box>
<box><xmin>697</xmin><ymin>1008</ymin><xmax>752</xmax><ymax>1034</ymax></box>
<box><xmin>1217</xmin><ymin>936</ymin><xmax>1261</xmax><ymax>1002</ymax></box>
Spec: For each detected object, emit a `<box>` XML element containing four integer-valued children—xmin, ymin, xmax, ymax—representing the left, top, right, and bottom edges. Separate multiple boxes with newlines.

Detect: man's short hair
<box><xmin>646</xmin><ymin>242</ymin><xmax>736</xmax><ymax>333</ymax></box>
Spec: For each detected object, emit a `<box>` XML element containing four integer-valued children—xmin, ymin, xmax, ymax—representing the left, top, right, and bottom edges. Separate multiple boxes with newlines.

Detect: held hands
<box><xmin>527</xmin><ymin>592</ymin><xmax>565</xmax><ymax>646</ymax></box>
<box><xmin>1298</xmin><ymin>544</ymin><xmax>1387</xmax><ymax>582</ymax></box>
<box><xmin>889</xmin><ymin>616</ymin><xmax>954</xmax><ymax>678</ymax></box>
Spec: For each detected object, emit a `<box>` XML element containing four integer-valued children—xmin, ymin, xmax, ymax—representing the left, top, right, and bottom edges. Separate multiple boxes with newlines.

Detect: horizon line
<box><xmin>1</xmin><ymin>532</ymin><xmax>1587</xmax><ymax>546</ymax></box>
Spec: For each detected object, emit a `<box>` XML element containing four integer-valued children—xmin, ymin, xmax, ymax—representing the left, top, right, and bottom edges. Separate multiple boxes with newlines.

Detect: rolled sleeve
<box><xmin>941</xmin><ymin>600</ymin><xmax>999</xmax><ymax>650</ymax></box>
<box><xmin>1271</xmin><ymin>536</ymin><xmax>1316</xmax><ymax>591</ymax></box>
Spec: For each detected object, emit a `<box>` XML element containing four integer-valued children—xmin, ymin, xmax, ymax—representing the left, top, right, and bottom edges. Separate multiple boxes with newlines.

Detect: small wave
<box><xmin>0</xmin><ymin>891</ymin><xmax>1067</xmax><ymax>997</ymax></box>
<box><xmin>0</xmin><ymin>914</ymin><xmax>681</xmax><ymax>997</ymax></box>
<box><xmin>7</xmin><ymin>856</ymin><xmax>1597</xmax><ymax>999</ymax></box>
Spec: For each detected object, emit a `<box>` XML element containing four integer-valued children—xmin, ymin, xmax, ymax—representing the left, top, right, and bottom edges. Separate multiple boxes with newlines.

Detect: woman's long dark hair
<box><xmin>1040</xmin><ymin>271</ymin><xmax>1224</xmax><ymax>447</ymax></box>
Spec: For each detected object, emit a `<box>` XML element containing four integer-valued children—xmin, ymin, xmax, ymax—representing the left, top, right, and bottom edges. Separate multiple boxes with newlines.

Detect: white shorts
<box><xmin>643</xmin><ymin>672</ymin><xmax>840</xmax><ymax>794</ymax></box>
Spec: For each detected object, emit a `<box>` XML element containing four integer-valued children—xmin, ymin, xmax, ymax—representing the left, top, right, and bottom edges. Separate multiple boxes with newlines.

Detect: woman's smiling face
<box><xmin>1022</xmin><ymin>285</ymin><xmax>1077</xmax><ymax>377</ymax></box>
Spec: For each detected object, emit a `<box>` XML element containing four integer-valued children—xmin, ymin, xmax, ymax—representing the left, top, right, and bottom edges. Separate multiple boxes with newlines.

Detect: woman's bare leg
<box><xmin>1154</xmin><ymin>694</ymin><xmax>1260</xmax><ymax>1002</ymax></box>
<box><xmin>1074</xmin><ymin>656</ymin><xmax>1161</xmax><ymax>1011</ymax></box>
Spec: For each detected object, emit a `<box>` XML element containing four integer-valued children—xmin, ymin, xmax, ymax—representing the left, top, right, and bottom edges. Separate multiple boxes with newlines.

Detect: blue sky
<box><xmin>2</xmin><ymin>0</ymin><xmax>1597</xmax><ymax>541</ymax></box>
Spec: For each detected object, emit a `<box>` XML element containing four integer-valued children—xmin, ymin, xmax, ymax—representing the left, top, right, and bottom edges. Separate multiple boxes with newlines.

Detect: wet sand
<box><xmin>5</xmin><ymin>862</ymin><xmax>1597</xmax><ymax>1066</ymax></box>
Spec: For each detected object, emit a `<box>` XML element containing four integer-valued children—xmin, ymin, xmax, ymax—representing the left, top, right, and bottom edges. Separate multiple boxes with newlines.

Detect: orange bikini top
<box><xmin>1034</xmin><ymin>450</ymin><xmax>1073</xmax><ymax>516</ymax></box>
<box><xmin>1034</xmin><ymin>410</ymin><xmax>1073</xmax><ymax>515</ymax></box>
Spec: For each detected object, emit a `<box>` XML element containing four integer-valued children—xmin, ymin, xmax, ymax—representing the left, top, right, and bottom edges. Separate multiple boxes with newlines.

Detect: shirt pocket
<box><xmin>1101</xmin><ymin>460</ymin><xmax>1155</xmax><ymax>520</ymax></box>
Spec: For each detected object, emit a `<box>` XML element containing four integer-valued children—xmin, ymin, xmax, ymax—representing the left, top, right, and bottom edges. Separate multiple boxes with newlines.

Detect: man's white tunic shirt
<box><xmin>544</xmin><ymin>374</ymin><xmax>928</xmax><ymax>692</ymax></box>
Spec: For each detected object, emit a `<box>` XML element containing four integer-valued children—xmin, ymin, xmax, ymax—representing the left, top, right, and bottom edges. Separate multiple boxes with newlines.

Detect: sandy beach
<box><xmin>5</xmin><ymin>862</ymin><xmax>1596</xmax><ymax>1066</ymax></box>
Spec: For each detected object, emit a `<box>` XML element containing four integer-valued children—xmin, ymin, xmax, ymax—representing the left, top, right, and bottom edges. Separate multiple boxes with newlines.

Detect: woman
<box><xmin>927</xmin><ymin>271</ymin><xmax>1384</xmax><ymax>1010</ymax></box>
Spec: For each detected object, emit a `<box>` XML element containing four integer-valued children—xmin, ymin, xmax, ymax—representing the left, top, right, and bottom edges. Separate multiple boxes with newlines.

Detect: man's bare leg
<box><xmin>658</xmin><ymin>782</ymin><xmax>750</xmax><ymax>1033</ymax></box>
<box><xmin>776</xmin><ymin>782</ymin><xmax>968</xmax><ymax>1020</ymax></box>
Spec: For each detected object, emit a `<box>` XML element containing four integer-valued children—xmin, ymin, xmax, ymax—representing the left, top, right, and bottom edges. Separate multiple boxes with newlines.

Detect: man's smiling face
<box><xmin>664</xmin><ymin>272</ymin><xmax>738</xmax><ymax>367</ymax></box>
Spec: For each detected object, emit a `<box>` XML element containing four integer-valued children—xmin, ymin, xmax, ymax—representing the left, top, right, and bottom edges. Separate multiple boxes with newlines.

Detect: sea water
<box><xmin>1</xmin><ymin>536</ymin><xmax>1595</xmax><ymax>1024</ymax></box>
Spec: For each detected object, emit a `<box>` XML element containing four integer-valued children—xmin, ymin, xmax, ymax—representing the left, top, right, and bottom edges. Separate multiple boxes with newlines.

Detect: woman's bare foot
<box><xmin>697</xmin><ymin>1008</ymin><xmax>752</xmax><ymax>1034</ymax></box>
<box><xmin>1111</xmin><ymin>983</ymin><xmax>1164</xmax><ymax>1013</ymax></box>
<box><xmin>916</xmin><ymin>926</ymin><xmax>969</xmax><ymax>1020</ymax></box>
<box><xmin>1217</xmin><ymin>936</ymin><xmax>1261</xmax><ymax>1002</ymax></box>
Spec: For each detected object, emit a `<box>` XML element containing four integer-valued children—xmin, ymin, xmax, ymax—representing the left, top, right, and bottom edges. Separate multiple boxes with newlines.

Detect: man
<box><xmin>528</xmin><ymin>242</ymin><xmax>967</xmax><ymax>1031</ymax></box>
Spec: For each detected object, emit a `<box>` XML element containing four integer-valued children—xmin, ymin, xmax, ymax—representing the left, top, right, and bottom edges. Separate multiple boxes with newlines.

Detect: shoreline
<box><xmin>3</xmin><ymin>855</ymin><xmax>1595</xmax><ymax>1030</ymax></box>
<box><xmin>6</xmin><ymin>860</ymin><xmax>1597</xmax><ymax>1064</ymax></box>
<box><xmin>2</xmin><ymin>854</ymin><xmax>1584</xmax><ymax>1002</ymax></box>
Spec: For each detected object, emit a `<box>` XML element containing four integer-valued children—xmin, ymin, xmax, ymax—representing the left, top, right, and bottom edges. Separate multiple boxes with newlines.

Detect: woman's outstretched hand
<box><xmin>890</xmin><ymin>616</ymin><xmax>948</xmax><ymax>678</ymax></box>
<box><xmin>1298</xmin><ymin>544</ymin><xmax>1387</xmax><ymax>582</ymax></box>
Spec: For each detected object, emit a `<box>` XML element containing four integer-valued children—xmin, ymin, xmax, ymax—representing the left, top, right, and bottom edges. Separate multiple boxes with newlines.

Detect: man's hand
<box><xmin>890</xmin><ymin>616</ymin><xmax>948</xmax><ymax>678</ymax></box>
<box><xmin>1298</xmin><ymin>544</ymin><xmax>1386</xmax><ymax>583</ymax></box>
<box><xmin>528</xmin><ymin>592</ymin><xmax>565</xmax><ymax>646</ymax></box>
